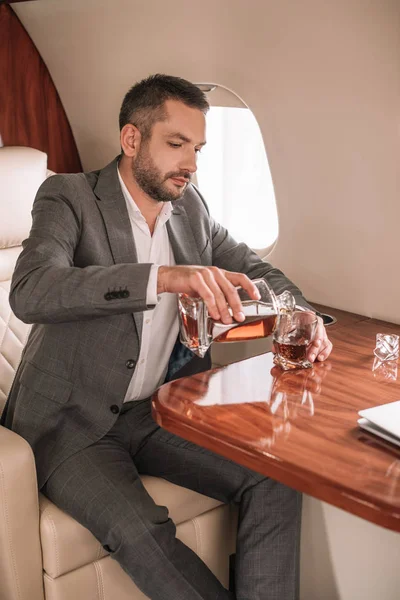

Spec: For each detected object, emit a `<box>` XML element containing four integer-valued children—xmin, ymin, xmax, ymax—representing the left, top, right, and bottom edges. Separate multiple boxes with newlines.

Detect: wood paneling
<box><xmin>153</xmin><ymin>305</ymin><xmax>400</xmax><ymax>532</ymax></box>
<box><xmin>0</xmin><ymin>4</ymin><xmax>81</xmax><ymax>173</ymax></box>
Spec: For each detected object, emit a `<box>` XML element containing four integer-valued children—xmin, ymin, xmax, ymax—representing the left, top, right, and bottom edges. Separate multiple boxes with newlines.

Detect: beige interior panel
<box><xmin>300</xmin><ymin>496</ymin><xmax>400</xmax><ymax>600</ymax></box>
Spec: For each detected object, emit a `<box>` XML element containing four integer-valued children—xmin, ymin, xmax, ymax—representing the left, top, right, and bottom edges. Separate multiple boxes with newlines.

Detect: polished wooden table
<box><xmin>152</xmin><ymin>306</ymin><xmax>400</xmax><ymax>532</ymax></box>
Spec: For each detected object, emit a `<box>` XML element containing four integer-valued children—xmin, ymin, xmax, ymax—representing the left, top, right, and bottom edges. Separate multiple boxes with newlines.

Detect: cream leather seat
<box><xmin>0</xmin><ymin>146</ymin><xmax>235</xmax><ymax>600</ymax></box>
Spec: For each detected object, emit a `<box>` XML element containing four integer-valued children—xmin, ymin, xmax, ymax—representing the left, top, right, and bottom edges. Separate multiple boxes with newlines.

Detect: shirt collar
<box><xmin>117</xmin><ymin>167</ymin><xmax>173</xmax><ymax>226</ymax></box>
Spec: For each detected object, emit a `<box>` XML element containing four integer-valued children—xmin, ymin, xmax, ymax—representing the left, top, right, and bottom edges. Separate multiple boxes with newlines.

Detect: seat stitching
<box><xmin>22</xmin><ymin>325</ymin><xmax>31</xmax><ymax>346</ymax></box>
<box><xmin>41</xmin><ymin>508</ymin><xmax>60</xmax><ymax>577</ymax></box>
<box><xmin>0</xmin><ymin>461</ymin><xmax>21</xmax><ymax>599</ymax></box>
<box><xmin>0</xmin><ymin>379</ymin><xmax>12</xmax><ymax>400</ymax></box>
<box><xmin>94</xmin><ymin>560</ymin><xmax>105</xmax><ymax>600</ymax></box>
<box><xmin>0</xmin><ymin>350</ymin><xmax>15</xmax><ymax>371</ymax></box>
<box><xmin>191</xmin><ymin>516</ymin><xmax>203</xmax><ymax>559</ymax></box>
<box><xmin>0</xmin><ymin>309</ymin><xmax>11</xmax><ymax>350</ymax></box>
<box><xmin>97</xmin><ymin>542</ymin><xmax>104</xmax><ymax>560</ymax></box>
<box><xmin>2</xmin><ymin>321</ymin><xmax>26</xmax><ymax>347</ymax></box>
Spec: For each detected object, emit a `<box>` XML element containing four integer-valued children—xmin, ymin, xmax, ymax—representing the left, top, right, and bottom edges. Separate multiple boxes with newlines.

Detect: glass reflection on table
<box><xmin>188</xmin><ymin>352</ymin><xmax>330</xmax><ymax>450</ymax></box>
<box><xmin>372</xmin><ymin>357</ymin><xmax>398</xmax><ymax>382</ymax></box>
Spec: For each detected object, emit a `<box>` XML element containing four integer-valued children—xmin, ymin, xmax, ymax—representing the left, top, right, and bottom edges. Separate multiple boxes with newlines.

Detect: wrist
<box><xmin>157</xmin><ymin>266</ymin><xmax>169</xmax><ymax>294</ymax></box>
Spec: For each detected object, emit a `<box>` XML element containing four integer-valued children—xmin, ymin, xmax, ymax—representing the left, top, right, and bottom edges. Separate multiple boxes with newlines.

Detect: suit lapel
<box><xmin>167</xmin><ymin>204</ymin><xmax>201</xmax><ymax>266</ymax></box>
<box><xmin>93</xmin><ymin>158</ymin><xmax>138</xmax><ymax>264</ymax></box>
<box><xmin>93</xmin><ymin>158</ymin><xmax>143</xmax><ymax>339</ymax></box>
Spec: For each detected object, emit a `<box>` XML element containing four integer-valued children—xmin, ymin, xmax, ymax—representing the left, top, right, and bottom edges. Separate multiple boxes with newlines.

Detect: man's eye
<box><xmin>195</xmin><ymin>148</ymin><xmax>202</xmax><ymax>154</ymax></box>
<box><xmin>168</xmin><ymin>142</ymin><xmax>182</xmax><ymax>148</ymax></box>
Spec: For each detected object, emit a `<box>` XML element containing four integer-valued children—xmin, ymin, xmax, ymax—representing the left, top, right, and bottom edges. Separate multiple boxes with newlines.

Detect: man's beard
<box><xmin>132</xmin><ymin>146</ymin><xmax>191</xmax><ymax>203</ymax></box>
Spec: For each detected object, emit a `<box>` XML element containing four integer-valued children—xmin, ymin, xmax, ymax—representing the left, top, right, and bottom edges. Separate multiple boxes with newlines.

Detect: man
<box><xmin>2</xmin><ymin>74</ymin><xmax>332</xmax><ymax>599</ymax></box>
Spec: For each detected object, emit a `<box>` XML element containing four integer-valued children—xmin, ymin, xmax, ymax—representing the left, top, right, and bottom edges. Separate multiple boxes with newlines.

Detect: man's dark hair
<box><xmin>119</xmin><ymin>74</ymin><xmax>209</xmax><ymax>140</ymax></box>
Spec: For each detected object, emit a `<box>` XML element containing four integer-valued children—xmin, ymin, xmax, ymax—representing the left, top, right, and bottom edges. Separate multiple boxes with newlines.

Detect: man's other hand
<box><xmin>307</xmin><ymin>316</ymin><xmax>333</xmax><ymax>363</ymax></box>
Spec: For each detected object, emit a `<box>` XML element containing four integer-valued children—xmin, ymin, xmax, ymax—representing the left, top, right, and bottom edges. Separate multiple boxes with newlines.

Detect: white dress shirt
<box><xmin>118</xmin><ymin>169</ymin><xmax>180</xmax><ymax>402</ymax></box>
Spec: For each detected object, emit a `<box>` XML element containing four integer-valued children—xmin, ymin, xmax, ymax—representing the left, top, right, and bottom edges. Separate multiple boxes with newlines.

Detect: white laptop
<box><xmin>358</xmin><ymin>400</ymin><xmax>400</xmax><ymax>447</ymax></box>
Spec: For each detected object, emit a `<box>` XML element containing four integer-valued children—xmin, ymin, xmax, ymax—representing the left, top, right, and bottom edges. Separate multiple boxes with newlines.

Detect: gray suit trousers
<box><xmin>43</xmin><ymin>399</ymin><xmax>302</xmax><ymax>600</ymax></box>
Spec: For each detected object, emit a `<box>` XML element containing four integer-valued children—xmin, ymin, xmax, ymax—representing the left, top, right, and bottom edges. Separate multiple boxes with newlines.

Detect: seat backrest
<box><xmin>0</xmin><ymin>146</ymin><xmax>48</xmax><ymax>414</ymax></box>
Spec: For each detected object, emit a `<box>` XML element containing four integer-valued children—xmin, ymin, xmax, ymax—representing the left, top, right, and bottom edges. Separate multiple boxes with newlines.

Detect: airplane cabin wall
<box><xmin>14</xmin><ymin>0</ymin><xmax>400</xmax><ymax>323</ymax></box>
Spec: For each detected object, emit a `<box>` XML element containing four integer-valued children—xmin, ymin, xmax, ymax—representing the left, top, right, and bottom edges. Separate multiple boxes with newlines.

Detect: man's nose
<box><xmin>180</xmin><ymin>150</ymin><xmax>197</xmax><ymax>174</ymax></box>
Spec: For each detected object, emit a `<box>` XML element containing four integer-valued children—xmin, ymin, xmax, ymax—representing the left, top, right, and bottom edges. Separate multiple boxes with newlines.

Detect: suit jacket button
<box><xmin>110</xmin><ymin>405</ymin><xmax>120</xmax><ymax>414</ymax></box>
<box><xmin>104</xmin><ymin>292</ymin><xmax>112</xmax><ymax>301</ymax></box>
<box><xmin>122</xmin><ymin>290</ymin><xmax>130</xmax><ymax>298</ymax></box>
<box><xmin>125</xmin><ymin>359</ymin><xmax>135</xmax><ymax>369</ymax></box>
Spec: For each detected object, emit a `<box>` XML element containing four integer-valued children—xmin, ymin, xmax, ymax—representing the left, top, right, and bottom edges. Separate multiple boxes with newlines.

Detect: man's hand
<box><xmin>157</xmin><ymin>265</ymin><xmax>261</xmax><ymax>324</ymax></box>
<box><xmin>307</xmin><ymin>316</ymin><xmax>333</xmax><ymax>363</ymax></box>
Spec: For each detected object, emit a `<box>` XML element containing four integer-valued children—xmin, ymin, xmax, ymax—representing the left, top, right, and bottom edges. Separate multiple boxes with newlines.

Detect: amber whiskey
<box><xmin>213</xmin><ymin>313</ymin><xmax>277</xmax><ymax>343</ymax></box>
<box><xmin>273</xmin><ymin>341</ymin><xmax>308</xmax><ymax>362</ymax></box>
<box><xmin>212</xmin><ymin>301</ymin><xmax>277</xmax><ymax>343</ymax></box>
<box><xmin>179</xmin><ymin>310</ymin><xmax>213</xmax><ymax>352</ymax></box>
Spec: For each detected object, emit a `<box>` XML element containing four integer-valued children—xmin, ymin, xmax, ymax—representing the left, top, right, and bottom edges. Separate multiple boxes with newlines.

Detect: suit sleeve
<box><xmin>10</xmin><ymin>175</ymin><xmax>154</xmax><ymax>324</ymax></box>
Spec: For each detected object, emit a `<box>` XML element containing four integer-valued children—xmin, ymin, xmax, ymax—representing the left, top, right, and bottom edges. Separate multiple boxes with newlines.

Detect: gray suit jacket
<box><xmin>2</xmin><ymin>156</ymin><xmax>314</xmax><ymax>488</ymax></box>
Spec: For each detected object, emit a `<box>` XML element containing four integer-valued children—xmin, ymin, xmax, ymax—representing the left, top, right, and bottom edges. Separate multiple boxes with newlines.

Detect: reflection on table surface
<box><xmin>192</xmin><ymin>353</ymin><xmax>326</xmax><ymax>449</ymax></box>
<box><xmin>153</xmin><ymin>312</ymin><xmax>400</xmax><ymax>531</ymax></box>
<box><xmin>156</xmin><ymin>353</ymin><xmax>333</xmax><ymax>454</ymax></box>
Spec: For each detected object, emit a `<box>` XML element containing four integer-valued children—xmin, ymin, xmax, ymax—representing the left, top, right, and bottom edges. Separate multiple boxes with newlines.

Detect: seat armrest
<box><xmin>0</xmin><ymin>426</ymin><xmax>44</xmax><ymax>600</ymax></box>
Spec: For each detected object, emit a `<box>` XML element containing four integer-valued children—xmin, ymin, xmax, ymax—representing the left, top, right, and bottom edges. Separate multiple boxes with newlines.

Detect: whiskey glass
<box><xmin>273</xmin><ymin>310</ymin><xmax>318</xmax><ymax>370</ymax></box>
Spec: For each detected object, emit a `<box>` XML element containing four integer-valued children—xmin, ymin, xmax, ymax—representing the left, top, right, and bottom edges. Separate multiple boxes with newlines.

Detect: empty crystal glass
<box><xmin>373</xmin><ymin>333</ymin><xmax>399</xmax><ymax>362</ymax></box>
<box><xmin>178</xmin><ymin>278</ymin><xmax>296</xmax><ymax>357</ymax></box>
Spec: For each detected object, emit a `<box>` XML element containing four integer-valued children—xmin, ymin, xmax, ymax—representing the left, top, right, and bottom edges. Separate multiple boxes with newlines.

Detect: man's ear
<box><xmin>120</xmin><ymin>123</ymin><xmax>141</xmax><ymax>158</ymax></box>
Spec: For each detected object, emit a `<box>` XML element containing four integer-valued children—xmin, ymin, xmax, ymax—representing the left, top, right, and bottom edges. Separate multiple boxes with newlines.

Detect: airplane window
<box><xmin>196</xmin><ymin>105</ymin><xmax>278</xmax><ymax>251</ymax></box>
